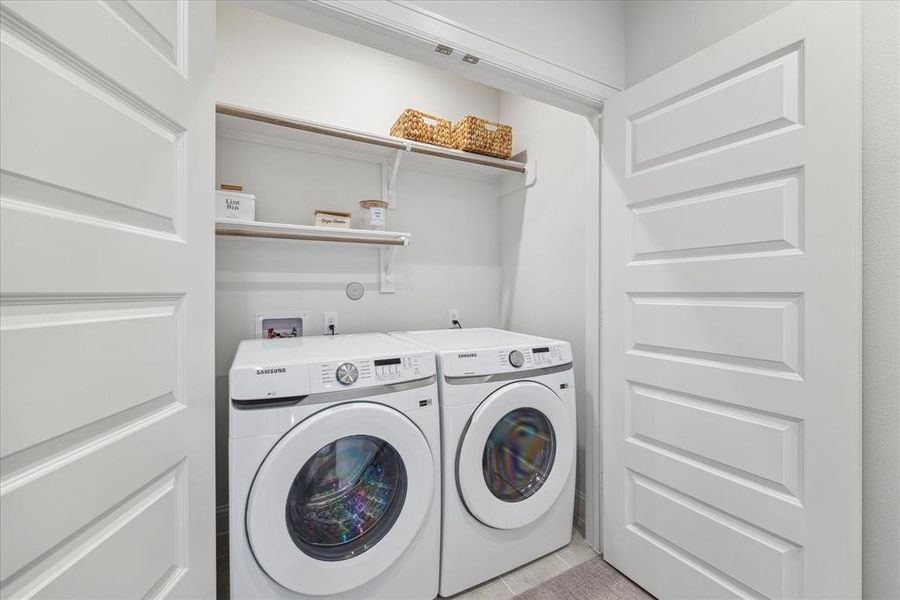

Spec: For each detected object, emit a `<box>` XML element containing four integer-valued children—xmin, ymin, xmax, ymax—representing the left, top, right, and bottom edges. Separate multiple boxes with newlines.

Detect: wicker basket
<box><xmin>390</xmin><ymin>109</ymin><xmax>453</xmax><ymax>148</ymax></box>
<box><xmin>451</xmin><ymin>115</ymin><xmax>513</xmax><ymax>159</ymax></box>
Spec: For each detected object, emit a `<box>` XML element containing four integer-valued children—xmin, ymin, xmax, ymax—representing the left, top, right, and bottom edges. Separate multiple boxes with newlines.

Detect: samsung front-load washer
<box><xmin>228</xmin><ymin>333</ymin><xmax>440</xmax><ymax>599</ymax></box>
<box><xmin>390</xmin><ymin>328</ymin><xmax>577</xmax><ymax>597</ymax></box>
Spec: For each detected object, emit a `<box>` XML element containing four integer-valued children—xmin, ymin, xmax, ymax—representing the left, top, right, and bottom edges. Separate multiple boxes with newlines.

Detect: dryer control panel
<box><xmin>498</xmin><ymin>345</ymin><xmax>567</xmax><ymax>369</ymax></box>
<box><xmin>441</xmin><ymin>342</ymin><xmax>572</xmax><ymax>378</ymax></box>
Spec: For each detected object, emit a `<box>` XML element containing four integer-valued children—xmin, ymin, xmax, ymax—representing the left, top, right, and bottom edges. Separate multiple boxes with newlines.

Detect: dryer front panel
<box><xmin>457</xmin><ymin>381</ymin><xmax>575</xmax><ymax>530</ymax></box>
<box><xmin>246</xmin><ymin>402</ymin><xmax>435</xmax><ymax>596</ymax></box>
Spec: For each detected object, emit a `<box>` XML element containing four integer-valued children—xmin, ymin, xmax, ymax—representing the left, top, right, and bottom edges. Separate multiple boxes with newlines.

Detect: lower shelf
<box><xmin>215</xmin><ymin>219</ymin><xmax>411</xmax><ymax>246</ymax></box>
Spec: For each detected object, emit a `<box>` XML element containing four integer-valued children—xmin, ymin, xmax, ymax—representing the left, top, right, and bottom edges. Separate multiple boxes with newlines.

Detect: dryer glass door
<box><xmin>246</xmin><ymin>402</ymin><xmax>434</xmax><ymax>596</ymax></box>
<box><xmin>483</xmin><ymin>408</ymin><xmax>556</xmax><ymax>502</ymax></box>
<box><xmin>457</xmin><ymin>381</ymin><xmax>574</xmax><ymax>530</ymax></box>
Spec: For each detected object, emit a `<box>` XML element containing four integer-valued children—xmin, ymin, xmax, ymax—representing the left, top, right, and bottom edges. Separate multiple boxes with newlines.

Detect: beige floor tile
<box><xmin>501</xmin><ymin>553</ymin><xmax>569</xmax><ymax>595</ymax></box>
<box><xmin>570</xmin><ymin>528</ymin><xmax>585</xmax><ymax>544</ymax></box>
<box><xmin>555</xmin><ymin>529</ymin><xmax>598</xmax><ymax>567</ymax></box>
<box><xmin>446</xmin><ymin>577</ymin><xmax>514</xmax><ymax>600</ymax></box>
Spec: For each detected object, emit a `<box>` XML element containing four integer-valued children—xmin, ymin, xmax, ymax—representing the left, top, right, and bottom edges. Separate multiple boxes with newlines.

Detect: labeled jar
<box><xmin>359</xmin><ymin>199</ymin><xmax>389</xmax><ymax>231</ymax></box>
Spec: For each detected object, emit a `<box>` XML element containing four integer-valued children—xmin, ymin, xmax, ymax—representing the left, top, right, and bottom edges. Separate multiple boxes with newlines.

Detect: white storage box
<box><xmin>216</xmin><ymin>190</ymin><xmax>256</xmax><ymax>221</ymax></box>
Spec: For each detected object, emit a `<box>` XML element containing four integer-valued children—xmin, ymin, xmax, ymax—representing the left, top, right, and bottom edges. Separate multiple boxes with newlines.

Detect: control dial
<box><xmin>508</xmin><ymin>350</ymin><xmax>525</xmax><ymax>368</ymax></box>
<box><xmin>335</xmin><ymin>362</ymin><xmax>359</xmax><ymax>385</ymax></box>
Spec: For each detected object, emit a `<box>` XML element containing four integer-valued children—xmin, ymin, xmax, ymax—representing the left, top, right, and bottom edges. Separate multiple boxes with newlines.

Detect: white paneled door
<box><xmin>601</xmin><ymin>2</ymin><xmax>860</xmax><ymax>599</ymax></box>
<box><xmin>0</xmin><ymin>1</ymin><xmax>215</xmax><ymax>598</ymax></box>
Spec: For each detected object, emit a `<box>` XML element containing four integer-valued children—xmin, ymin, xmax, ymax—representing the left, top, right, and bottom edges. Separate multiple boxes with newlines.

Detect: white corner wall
<box><xmin>498</xmin><ymin>92</ymin><xmax>600</xmax><ymax>531</ymax></box>
<box><xmin>860</xmin><ymin>4</ymin><xmax>900</xmax><ymax>599</ymax></box>
<box><xmin>624</xmin><ymin>0</ymin><xmax>792</xmax><ymax>87</ymax></box>
<box><xmin>215</xmin><ymin>3</ymin><xmax>508</xmax><ymax>507</ymax></box>
<box><xmin>625</xmin><ymin>2</ymin><xmax>900</xmax><ymax>598</ymax></box>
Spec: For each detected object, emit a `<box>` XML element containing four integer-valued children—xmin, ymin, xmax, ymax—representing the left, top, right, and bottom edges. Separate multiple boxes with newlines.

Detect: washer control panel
<box><xmin>335</xmin><ymin>362</ymin><xmax>359</xmax><ymax>385</ymax></box>
<box><xmin>313</xmin><ymin>353</ymin><xmax>429</xmax><ymax>393</ymax></box>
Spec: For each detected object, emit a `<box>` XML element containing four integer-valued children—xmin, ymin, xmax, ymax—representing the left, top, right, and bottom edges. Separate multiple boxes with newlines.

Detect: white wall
<box><xmin>407</xmin><ymin>0</ymin><xmax>625</xmax><ymax>90</ymax></box>
<box><xmin>215</xmin><ymin>3</ymin><xmax>507</xmax><ymax>507</ymax></box>
<box><xmin>860</xmin><ymin>4</ymin><xmax>900</xmax><ymax>599</ymax></box>
<box><xmin>624</xmin><ymin>2</ymin><xmax>900</xmax><ymax>598</ymax></box>
<box><xmin>625</xmin><ymin>0</ymin><xmax>791</xmax><ymax>87</ymax></box>
<box><xmin>497</xmin><ymin>92</ymin><xmax>599</xmax><ymax>532</ymax></box>
<box><xmin>217</xmin><ymin>2</ymin><xmax>501</xmax><ymax>132</ymax></box>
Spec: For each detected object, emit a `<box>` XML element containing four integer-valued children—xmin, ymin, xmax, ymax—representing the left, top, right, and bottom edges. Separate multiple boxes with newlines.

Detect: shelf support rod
<box><xmin>380</xmin><ymin>246</ymin><xmax>396</xmax><ymax>293</ymax></box>
<box><xmin>498</xmin><ymin>159</ymin><xmax>538</xmax><ymax>199</ymax></box>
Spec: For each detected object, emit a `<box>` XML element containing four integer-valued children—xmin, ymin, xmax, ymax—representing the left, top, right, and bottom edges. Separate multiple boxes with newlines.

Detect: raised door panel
<box><xmin>0</xmin><ymin>298</ymin><xmax>181</xmax><ymax>458</ymax></box>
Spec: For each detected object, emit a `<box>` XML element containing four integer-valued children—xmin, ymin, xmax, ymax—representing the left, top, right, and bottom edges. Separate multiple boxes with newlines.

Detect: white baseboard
<box><xmin>574</xmin><ymin>489</ymin><xmax>586</xmax><ymax>535</ymax></box>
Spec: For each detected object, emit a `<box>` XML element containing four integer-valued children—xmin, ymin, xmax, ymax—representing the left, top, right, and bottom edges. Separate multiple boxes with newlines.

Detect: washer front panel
<box><xmin>247</xmin><ymin>402</ymin><xmax>434</xmax><ymax>595</ymax></box>
<box><xmin>457</xmin><ymin>381</ymin><xmax>574</xmax><ymax>530</ymax></box>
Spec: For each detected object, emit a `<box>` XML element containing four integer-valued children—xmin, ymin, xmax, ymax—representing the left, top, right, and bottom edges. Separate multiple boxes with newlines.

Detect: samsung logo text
<box><xmin>256</xmin><ymin>367</ymin><xmax>286</xmax><ymax>375</ymax></box>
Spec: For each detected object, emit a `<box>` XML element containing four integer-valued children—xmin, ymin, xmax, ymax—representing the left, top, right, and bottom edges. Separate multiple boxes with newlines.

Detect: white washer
<box><xmin>390</xmin><ymin>328</ymin><xmax>577</xmax><ymax>597</ymax></box>
<box><xmin>228</xmin><ymin>333</ymin><xmax>441</xmax><ymax>599</ymax></box>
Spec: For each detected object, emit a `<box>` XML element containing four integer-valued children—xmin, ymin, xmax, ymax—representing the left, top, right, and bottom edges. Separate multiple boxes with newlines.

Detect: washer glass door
<box><xmin>457</xmin><ymin>381</ymin><xmax>574</xmax><ymax>530</ymax></box>
<box><xmin>246</xmin><ymin>402</ymin><xmax>434</xmax><ymax>596</ymax></box>
<box><xmin>286</xmin><ymin>434</ymin><xmax>407</xmax><ymax>561</ymax></box>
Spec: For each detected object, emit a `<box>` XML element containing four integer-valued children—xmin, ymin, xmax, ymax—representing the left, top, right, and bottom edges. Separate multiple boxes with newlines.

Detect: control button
<box><xmin>509</xmin><ymin>350</ymin><xmax>525</xmax><ymax>368</ymax></box>
<box><xmin>335</xmin><ymin>362</ymin><xmax>359</xmax><ymax>385</ymax></box>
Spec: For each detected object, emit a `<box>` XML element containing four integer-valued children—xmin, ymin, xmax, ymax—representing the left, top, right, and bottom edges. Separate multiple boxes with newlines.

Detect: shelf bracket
<box><xmin>498</xmin><ymin>158</ymin><xmax>538</xmax><ymax>199</ymax></box>
<box><xmin>382</xmin><ymin>146</ymin><xmax>407</xmax><ymax>210</ymax></box>
<box><xmin>379</xmin><ymin>246</ymin><xmax>396</xmax><ymax>293</ymax></box>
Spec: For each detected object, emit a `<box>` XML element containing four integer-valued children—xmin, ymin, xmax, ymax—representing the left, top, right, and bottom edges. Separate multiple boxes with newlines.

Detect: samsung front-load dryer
<box><xmin>390</xmin><ymin>328</ymin><xmax>577</xmax><ymax>597</ymax></box>
<box><xmin>228</xmin><ymin>333</ymin><xmax>440</xmax><ymax>599</ymax></box>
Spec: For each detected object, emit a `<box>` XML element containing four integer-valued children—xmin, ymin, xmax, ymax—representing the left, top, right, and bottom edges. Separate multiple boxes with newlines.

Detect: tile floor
<box><xmin>216</xmin><ymin>528</ymin><xmax>598</xmax><ymax>600</ymax></box>
<box><xmin>446</xmin><ymin>528</ymin><xmax>598</xmax><ymax>599</ymax></box>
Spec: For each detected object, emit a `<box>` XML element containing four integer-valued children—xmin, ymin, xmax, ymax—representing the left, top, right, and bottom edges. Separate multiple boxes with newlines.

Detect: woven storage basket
<box><xmin>390</xmin><ymin>109</ymin><xmax>453</xmax><ymax>148</ymax></box>
<box><xmin>451</xmin><ymin>115</ymin><xmax>513</xmax><ymax>159</ymax></box>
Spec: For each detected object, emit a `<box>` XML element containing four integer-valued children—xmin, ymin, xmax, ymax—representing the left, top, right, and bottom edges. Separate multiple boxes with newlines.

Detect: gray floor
<box><xmin>511</xmin><ymin>556</ymin><xmax>655</xmax><ymax>600</ymax></box>
<box><xmin>446</xmin><ymin>528</ymin><xmax>599</xmax><ymax>599</ymax></box>
<box><xmin>216</xmin><ymin>528</ymin><xmax>602</xmax><ymax>600</ymax></box>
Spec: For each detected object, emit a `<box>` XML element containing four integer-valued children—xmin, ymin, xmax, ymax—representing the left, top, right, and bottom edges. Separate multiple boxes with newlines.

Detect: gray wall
<box><xmin>624</xmin><ymin>2</ymin><xmax>900</xmax><ymax>598</ymax></box>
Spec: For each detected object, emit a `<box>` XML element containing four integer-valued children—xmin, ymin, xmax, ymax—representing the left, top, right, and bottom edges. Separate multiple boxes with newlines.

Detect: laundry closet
<box><xmin>213</xmin><ymin>0</ymin><xmax>603</xmax><ymax>552</ymax></box>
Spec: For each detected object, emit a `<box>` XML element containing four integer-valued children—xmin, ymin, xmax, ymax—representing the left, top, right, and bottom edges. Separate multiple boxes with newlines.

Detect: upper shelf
<box><xmin>216</xmin><ymin>219</ymin><xmax>411</xmax><ymax>247</ymax></box>
<box><xmin>216</xmin><ymin>104</ymin><xmax>527</xmax><ymax>182</ymax></box>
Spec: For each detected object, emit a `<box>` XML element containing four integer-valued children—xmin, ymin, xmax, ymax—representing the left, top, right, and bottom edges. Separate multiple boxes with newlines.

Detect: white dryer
<box><xmin>390</xmin><ymin>328</ymin><xmax>577</xmax><ymax>597</ymax></box>
<box><xmin>228</xmin><ymin>333</ymin><xmax>440</xmax><ymax>599</ymax></box>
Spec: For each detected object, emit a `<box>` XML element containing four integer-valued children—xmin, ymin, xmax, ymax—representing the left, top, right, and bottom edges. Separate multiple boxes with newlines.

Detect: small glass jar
<box><xmin>359</xmin><ymin>199</ymin><xmax>389</xmax><ymax>231</ymax></box>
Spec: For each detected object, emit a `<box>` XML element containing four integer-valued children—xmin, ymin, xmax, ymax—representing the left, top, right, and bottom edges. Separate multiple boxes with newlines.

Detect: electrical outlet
<box><xmin>448</xmin><ymin>308</ymin><xmax>460</xmax><ymax>329</ymax></box>
<box><xmin>324</xmin><ymin>312</ymin><xmax>338</xmax><ymax>335</ymax></box>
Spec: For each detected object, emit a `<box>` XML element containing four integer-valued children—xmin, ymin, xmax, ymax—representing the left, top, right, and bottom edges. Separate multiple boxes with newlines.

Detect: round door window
<box><xmin>482</xmin><ymin>408</ymin><xmax>556</xmax><ymax>502</ymax></box>
<box><xmin>286</xmin><ymin>435</ymin><xmax>407</xmax><ymax>561</ymax></box>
